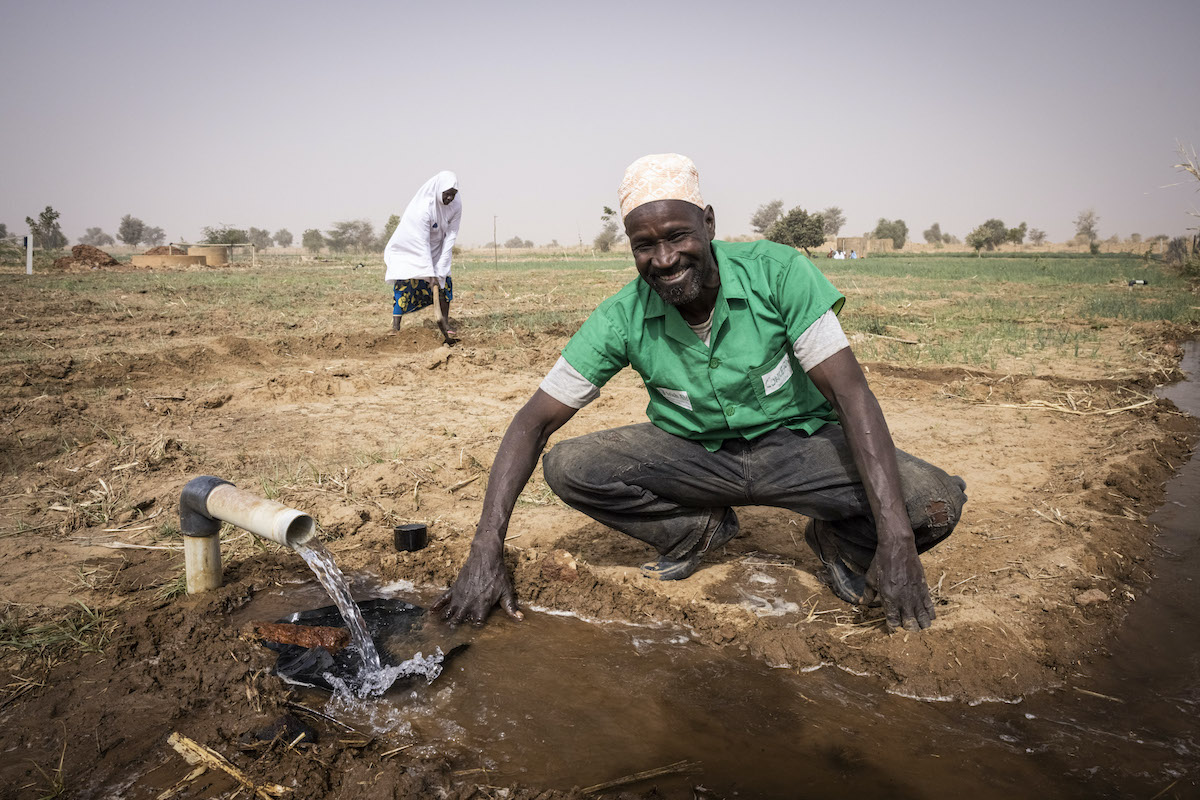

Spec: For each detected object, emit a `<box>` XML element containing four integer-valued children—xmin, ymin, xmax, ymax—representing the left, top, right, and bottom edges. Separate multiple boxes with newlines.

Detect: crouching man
<box><xmin>434</xmin><ymin>154</ymin><xmax>966</xmax><ymax>632</ymax></box>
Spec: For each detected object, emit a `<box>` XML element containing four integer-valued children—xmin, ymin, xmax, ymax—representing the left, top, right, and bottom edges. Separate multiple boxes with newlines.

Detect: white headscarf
<box><xmin>384</xmin><ymin>170</ymin><xmax>461</xmax><ymax>287</ymax></box>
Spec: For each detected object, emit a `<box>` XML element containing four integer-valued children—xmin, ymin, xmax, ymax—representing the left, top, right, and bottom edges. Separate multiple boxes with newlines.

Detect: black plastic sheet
<box><xmin>263</xmin><ymin>598</ymin><xmax>465</xmax><ymax>692</ymax></box>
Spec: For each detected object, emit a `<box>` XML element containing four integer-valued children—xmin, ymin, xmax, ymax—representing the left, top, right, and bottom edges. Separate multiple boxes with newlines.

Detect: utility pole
<box><xmin>493</xmin><ymin>216</ymin><xmax>498</xmax><ymax>266</ymax></box>
<box><xmin>25</xmin><ymin>235</ymin><xmax>32</xmax><ymax>275</ymax></box>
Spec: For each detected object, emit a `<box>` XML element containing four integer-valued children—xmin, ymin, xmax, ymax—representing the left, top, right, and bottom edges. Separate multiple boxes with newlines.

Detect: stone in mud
<box><xmin>1074</xmin><ymin>588</ymin><xmax>1109</xmax><ymax>606</ymax></box>
<box><xmin>251</xmin><ymin>622</ymin><xmax>350</xmax><ymax>653</ymax></box>
<box><xmin>541</xmin><ymin>549</ymin><xmax>578</xmax><ymax>583</ymax></box>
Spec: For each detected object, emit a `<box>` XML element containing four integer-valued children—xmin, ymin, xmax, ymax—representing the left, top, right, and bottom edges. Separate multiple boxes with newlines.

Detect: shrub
<box><xmin>872</xmin><ymin>218</ymin><xmax>908</xmax><ymax>249</ymax></box>
<box><xmin>1164</xmin><ymin>237</ymin><xmax>1189</xmax><ymax>266</ymax></box>
<box><xmin>594</xmin><ymin>206</ymin><xmax>622</xmax><ymax>252</ymax></box>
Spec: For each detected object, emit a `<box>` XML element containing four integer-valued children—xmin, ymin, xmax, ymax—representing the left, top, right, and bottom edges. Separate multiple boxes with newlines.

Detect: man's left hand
<box><xmin>862</xmin><ymin>535</ymin><xmax>935</xmax><ymax>632</ymax></box>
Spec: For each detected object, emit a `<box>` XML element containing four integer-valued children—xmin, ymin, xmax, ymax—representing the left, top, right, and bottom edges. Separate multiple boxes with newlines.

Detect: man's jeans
<box><xmin>542</xmin><ymin>423</ymin><xmax>967</xmax><ymax>572</ymax></box>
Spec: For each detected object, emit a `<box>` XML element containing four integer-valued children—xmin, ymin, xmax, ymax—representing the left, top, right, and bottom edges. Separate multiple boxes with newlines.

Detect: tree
<box><xmin>1006</xmin><ymin>222</ymin><xmax>1028</xmax><ymax>245</ymax></box>
<box><xmin>749</xmin><ymin>200</ymin><xmax>784</xmax><ymax>235</ymax></box>
<box><xmin>504</xmin><ymin>235</ymin><xmax>533</xmax><ymax>248</ymax></box>
<box><xmin>1074</xmin><ymin>209</ymin><xmax>1100</xmax><ymax>244</ymax></box>
<box><xmin>202</xmin><ymin>225</ymin><xmax>248</xmax><ymax>245</ymax></box>
<box><xmin>378</xmin><ymin>215</ymin><xmax>400</xmax><ymax>249</ymax></box>
<box><xmin>821</xmin><ymin>206</ymin><xmax>845</xmax><ymax>238</ymax></box>
<box><xmin>301</xmin><ymin>229</ymin><xmax>325</xmax><ymax>254</ymax></box>
<box><xmin>965</xmin><ymin>228</ymin><xmax>988</xmax><ymax>255</ymax></box>
<box><xmin>325</xmin><ymin>227</ymin><xmax>349</xmax><ymax>253</ymax></box>
<box><xmin>79</xmin><ymin>227</ymin><xmax>116</xmax><ymax>247</ymax></box>
<box><xmin>117</xmin><ymin>215</ymin><xmax>146</xmax><ymax>246</ymax></box>
<box><xmin>765</xmin><ymin>206</ymin><xmax>825</xmax><ymax>257</ymax></box>
<box><xmin>922</xmin><ymin>222</ymin><xmax>944</xmax><ymax>245</ymax></box>
<box><xmin>274</xmin><ymin>228</ymin><xmax>294</xmax><ymax>248</ymax></box>
<box><xmin>872</xmin><ymin>218</ymin><xmax>908</xmax><ymax>249</ymax></box>
<box><xmin>143</xmin><ymin>226</ymin><xmax>165</xmax><ymax>247</ymax></box>
<box><xmin>594</xmin><ymin>206</ymin><xmax>622</xmax><ymax>252</ymax></box>
<box><xmin>0</xmin><ymin>223</ymin><xmax>7</xmax><ymax>239</ymax></box>
<box><xmin>966</xmin><ymin>219</ymin><xmax>1008</xmax><ymax>253</ymax></box>
<box><xmin>26</xmin><ymin>206</ymin><xmax>67</xmax><ymax>250</ymax></box>
<box><xmin>1028</xmin><ymin>228</ymin><xmax>1047</xmax><ymax>245</ymax></box>
<box><xmin>326</xmin><ymin>220</ymin><xmax>375</xmax><ymax>253</ymax></box>
<box><xmin>247</xmin><ymin>227</ymin><xmax>273</xmax><ymax>249</ymax></box>
<box><xmin>1130</xmin><ymin>233</ymin><xmax>1142</xmax><ymax>243</ymax></box>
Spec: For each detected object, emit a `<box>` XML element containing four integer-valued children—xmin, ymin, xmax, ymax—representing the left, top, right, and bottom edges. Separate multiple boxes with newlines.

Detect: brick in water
<box><xmin>252</xmin><ymin>622</ymin><xmax>350</xmax><ymax>653</ymax></box>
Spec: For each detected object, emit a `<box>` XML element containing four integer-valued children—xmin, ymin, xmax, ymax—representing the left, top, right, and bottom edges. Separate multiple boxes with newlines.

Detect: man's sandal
<box><xmin>641</xmin><ymin>509</ymin><xmax>739</xmax><ymax>581</ymax></box>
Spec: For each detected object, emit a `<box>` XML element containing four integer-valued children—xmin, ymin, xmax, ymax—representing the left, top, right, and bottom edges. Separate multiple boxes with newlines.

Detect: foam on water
<box><xmin>738</xmin><ymin>589</ymin><xmax>801</xmax><ymax>617</ymax></box>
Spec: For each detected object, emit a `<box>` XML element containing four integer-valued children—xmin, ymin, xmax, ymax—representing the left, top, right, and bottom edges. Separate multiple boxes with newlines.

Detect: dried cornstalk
<box><xmin>582</xmin><ymin>759</ymin><xmax>698</xmax><ymax>794</ymax></box>
<box><xmin>166</xmin><ymin>732</ymin><xmax>291</xmax><ymax>799</ymax></box>
<box><xmin>980</xmin><ymin>398</ymin><xmax>1154</xmax><ymax>416</ymax></box>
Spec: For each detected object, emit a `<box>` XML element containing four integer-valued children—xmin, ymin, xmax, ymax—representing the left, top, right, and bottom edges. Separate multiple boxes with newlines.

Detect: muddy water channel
<box><xmin>241</xmin><ymin>343</ymin><xmax>1199</xmax><ymax>799</ymax></box>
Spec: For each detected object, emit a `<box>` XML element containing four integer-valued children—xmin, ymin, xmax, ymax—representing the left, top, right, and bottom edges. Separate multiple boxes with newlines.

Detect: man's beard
<box><xmin>648</xmin><ymin>265</ymin><xmax>704</xmax><ymax>306</ymax></box>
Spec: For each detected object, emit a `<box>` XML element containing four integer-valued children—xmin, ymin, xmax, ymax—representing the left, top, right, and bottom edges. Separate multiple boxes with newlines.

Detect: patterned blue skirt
<box><xmin>392</xmin><ymin>276</ymin><xmax>453</xmax><ymax>317</ymax></box>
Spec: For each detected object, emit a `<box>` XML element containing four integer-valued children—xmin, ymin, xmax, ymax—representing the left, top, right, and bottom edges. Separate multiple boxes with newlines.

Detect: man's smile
<box><xmin>651</xmin><ymin>264</ymin><xmax>691</xmax><ymax>284</ymax></box>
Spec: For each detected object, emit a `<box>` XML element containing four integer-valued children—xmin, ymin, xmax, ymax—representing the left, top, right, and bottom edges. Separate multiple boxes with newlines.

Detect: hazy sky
<box><xmin>3</xmin><ymin>0</ymin><xmax>1198</xmax><ymax>248</ymax></box>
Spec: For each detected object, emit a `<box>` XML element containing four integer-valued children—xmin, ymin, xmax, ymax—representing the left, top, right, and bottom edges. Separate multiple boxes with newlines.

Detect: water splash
<box><xmin>294</xmin><ymin>539</ymin><xmax>382</xmax><ymax>675</ymax></box>
<box><xmin>291</xmin><ymin>541</ymin><xmax>454</xmax><ymax>699</ymax></box>
<box><xmin>327</xmin><ymin>648</ymin><xmax>446</xmax><ymax>699</ymax></box>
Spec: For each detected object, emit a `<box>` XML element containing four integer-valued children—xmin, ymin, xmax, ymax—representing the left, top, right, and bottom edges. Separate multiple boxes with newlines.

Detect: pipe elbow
<box><xmin>179</xmin><ymin>475</ymin><xmax>233</xmax><ymax>537</ymax></box>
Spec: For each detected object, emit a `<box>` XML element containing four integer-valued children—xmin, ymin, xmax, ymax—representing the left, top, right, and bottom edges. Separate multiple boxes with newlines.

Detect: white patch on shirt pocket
<box><xmin>655</xmin><ymin>387</ymin><xmax>693</xmax><ymax>410</ymax></box>
<box><xmin>760</xmin><ymin>353</ymin><xmax>793</xmax><ymax>396</ymax></box>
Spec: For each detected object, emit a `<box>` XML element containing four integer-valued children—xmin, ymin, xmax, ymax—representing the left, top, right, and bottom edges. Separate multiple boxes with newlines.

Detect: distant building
<box><xmin>836</xmin><ymin>237</ymin><xmax>891</xmax><ymax>257</ymax></box>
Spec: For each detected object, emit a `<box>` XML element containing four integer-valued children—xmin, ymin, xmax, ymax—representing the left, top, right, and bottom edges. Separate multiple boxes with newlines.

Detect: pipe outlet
<box><xmin>204</xmin><ymin>483</ymin><xmax>316</xmax><ymax>549</ymax></box>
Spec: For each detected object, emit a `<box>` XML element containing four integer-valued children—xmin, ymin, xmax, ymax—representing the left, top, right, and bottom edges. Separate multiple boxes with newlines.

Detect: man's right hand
<box><xmin>432</xmin><ymin>536</ymin><xmax>523</xmax><ymax>625</ymax></box>
<box><xmin>433</xmin><ymin>389</ymin><xmax>576</xmax><ymax>626</ymax></box>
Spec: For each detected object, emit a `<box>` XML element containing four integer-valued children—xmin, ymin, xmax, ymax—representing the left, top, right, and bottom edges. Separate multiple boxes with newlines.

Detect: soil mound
<box><xmin>143</xmin><ymin>245</ymin><xmax>187</xmax><ymax>255</ymax></box>
<box><xmin>53</xmin><ymin>244</ymin><xmax>120</xmax><ymax>270</ymax></box>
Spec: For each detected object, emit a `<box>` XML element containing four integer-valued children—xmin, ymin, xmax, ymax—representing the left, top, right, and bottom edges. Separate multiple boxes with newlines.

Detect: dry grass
<box><xmin>0</xmin><ymin>602</ymin><xmax>116</xmax><ymax>660</ymax></box>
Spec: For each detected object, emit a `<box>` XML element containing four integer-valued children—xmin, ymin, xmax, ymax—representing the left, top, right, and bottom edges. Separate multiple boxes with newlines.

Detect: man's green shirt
<box><xmin>562</xmin><ymin>239</ymin><xmax>846</xmax><ymax>451</ymax></box>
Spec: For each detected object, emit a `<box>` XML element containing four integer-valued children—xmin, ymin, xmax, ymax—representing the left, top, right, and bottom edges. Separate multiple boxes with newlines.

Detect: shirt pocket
<box><xmin>747</xmin><ymin>345</ymin><xmax>799</xmax><ymax>416</ymax></box>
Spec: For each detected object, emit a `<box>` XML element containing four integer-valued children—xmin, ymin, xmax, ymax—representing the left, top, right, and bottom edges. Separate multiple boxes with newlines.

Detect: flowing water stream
<box><xmin>263</xmin><ymin>343</ymin><xmax>1199</xmax><ymax>797</ymax></box>
<box><xmin>293</xmin><ymin>540</ymin><xmax>381</xmax><ymax>677</ymax></box>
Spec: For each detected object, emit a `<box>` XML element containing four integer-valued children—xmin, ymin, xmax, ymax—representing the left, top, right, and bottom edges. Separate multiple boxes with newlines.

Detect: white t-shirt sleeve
<box><xmin>793</xmin><ymin>309</ymin><xmax>850</xmax><ymax>372</ymax></box>
<box><xmin>539</xmin><ymin>356</ymin><xmax>601</xmax><ymax>409</ymax></box>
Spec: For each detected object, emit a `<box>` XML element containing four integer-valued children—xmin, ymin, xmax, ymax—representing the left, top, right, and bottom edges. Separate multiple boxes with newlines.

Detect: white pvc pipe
<box><xmin>204</xmin><ymin>483</ymin><xmax>315</xmax><ymax>549</ymax></box>
<box><xmin>25</xmin><ymin>235</ymin><xmax>32</xmax><ymax>275</ymax></box>
<box><xmin>184</xmin><ymin>535</ymin><xmax>222</xmax><ymax>594</ymax></box>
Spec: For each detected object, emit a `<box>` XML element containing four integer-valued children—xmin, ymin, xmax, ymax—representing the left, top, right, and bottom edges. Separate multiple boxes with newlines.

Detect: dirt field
<box><xmin>1</xmin><ymin>253</ymin><xmax>1197</xmax><ymax>798</ymax></box>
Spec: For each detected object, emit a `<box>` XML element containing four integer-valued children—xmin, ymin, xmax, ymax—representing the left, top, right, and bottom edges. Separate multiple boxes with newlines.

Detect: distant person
<box><xmin>833</xmin><ymin>250</ymin><xmax>845</xmax><ymax>260</ymax></box>
<box><xmin>384</xmin><ymin>171</ymin><xmax>461</xmax><ymax>343</ymax></box>
<box><xmin>850</xmin><ymin>250</ymin><xmax>857</xmax><ymax>259</ymax></box>
<box><xmin>827</xmin><ymin>249</ymin><xmax>835</xmax><ymax>259</ymax></box>
<box><xmin>435</xmin><ymin>153</ymin><xmax>966</xmax><ymax>633</ymax></box>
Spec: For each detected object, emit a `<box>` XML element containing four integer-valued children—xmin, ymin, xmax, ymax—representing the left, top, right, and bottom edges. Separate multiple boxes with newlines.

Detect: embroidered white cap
<box><xmin>618</xmin><ymin>153</ymin><xmax>704</xmax><ymax>219</ymax></box>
